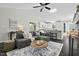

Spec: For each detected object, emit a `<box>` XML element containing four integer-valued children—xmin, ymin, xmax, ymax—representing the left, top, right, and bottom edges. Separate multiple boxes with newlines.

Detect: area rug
<box><xmin>7</xmin><ymin>41</ymin><xmax>63</xmax><ymax>56</ymax></box>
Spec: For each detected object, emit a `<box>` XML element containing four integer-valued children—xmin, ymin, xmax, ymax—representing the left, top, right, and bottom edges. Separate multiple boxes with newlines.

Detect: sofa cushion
<box><xmin>16</xmin><ymin>31</ymin><xmax>24</xmax><ymax>39</ymax></box>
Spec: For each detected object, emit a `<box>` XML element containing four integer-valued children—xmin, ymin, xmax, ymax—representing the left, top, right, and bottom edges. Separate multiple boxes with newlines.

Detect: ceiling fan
<box><xmin>33</xmin><ymin>3</ymin><xmax>51</xmax><ymax>12</ymax></box>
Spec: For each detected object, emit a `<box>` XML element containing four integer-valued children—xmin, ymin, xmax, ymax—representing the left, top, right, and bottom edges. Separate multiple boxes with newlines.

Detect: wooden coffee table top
<box><xmin>31</xmin><ymin>40</ymin><xmax>48</xmax><ymax>48</ymax></box>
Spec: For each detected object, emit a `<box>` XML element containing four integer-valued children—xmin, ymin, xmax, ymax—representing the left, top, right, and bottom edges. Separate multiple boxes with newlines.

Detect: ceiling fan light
<box><xmin>49</xmin><ymin>9</ymin><xmax>57</xmax><ymax>13</ymax></box>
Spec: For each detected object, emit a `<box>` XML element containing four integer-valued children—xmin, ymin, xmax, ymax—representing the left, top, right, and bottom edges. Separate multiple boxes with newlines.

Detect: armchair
<box><xmin>15</xmin><ymin>31</ymin><xmax>31</xmax><ymax>49</ymax></box>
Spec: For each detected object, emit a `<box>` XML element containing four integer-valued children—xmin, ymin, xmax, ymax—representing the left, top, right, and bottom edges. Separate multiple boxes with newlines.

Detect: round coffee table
<box><xmin>31</xmin><ymin>40</ymin><xmax>48</xmax><ymax>48</ymax></box>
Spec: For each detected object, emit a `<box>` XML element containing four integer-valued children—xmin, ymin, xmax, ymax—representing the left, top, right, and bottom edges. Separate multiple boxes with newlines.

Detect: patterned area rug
<box><xmin>7</xmin><ymin>41</ymin><xmax>63</xmax><ymax>56</ymax></box>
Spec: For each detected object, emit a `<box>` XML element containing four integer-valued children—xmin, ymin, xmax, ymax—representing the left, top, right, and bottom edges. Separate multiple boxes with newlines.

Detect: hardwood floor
<box><xmin>0</xmin><ymin>52</ymin><xmax>7</xmax><ymax>56</ymax></box>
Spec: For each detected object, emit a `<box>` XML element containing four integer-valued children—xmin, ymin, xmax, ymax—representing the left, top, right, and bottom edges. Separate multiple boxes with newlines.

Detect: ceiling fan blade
<box><xmin>33</xmin><ymin>6</ymin><xmax>41</xmax><ymax>8</ymax></box>
<box><xmin>45</xmin><ymin>3</ymin><xmax>50</xmax><ymax>5</ymax></box>
<box><xmin>40</xmin><ymin>3</ymin><xmax>44</xmax><ymax>6</ymax></box>
<box><xmin>45</xmin><ymin>7</ymin><xmax>51</xmax><ymax>10</ymax></box>
<box><xmin>40</xmin><ymin>8</ymin><xmax>43</xmax><ymax>12</ymax></box>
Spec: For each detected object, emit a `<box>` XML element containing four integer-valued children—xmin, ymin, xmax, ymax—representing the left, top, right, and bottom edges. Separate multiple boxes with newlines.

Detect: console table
<box><xmin>8</xmin><ymin>31</ymin><xmax>16</xmax><ymax>40</ymax></box>
<box><xmin>49</xmin><ymin>33</ymin><xmax>57</xmax><ymax>40</ymax></box>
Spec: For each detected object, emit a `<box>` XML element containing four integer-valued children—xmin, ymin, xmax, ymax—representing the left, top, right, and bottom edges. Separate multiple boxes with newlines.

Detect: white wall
<box><xmin>0</xmin><ymin>7</ymin><xmax>65</xmax><ymax>41</ymax></box>
<box><xmin>0</xmin><ymin>7</ymin><xmax>61</xmax><ymax>41</ymax></box>
<box><xmin>0</xmin><ymin>7</ymin><xmax>41</xmax><ymax>41</ymax></box>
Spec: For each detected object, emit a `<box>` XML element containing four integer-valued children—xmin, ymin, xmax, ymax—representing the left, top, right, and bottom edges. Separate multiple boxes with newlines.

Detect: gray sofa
<box><xmin>15</xmin><ymin>38</ymin><xmax>31</xmax><ymax>49</ymax></box>
<box><xmin>15</xmin><ymin>31</ymin><xmax>31</xmax><ymax>49</ymax></box>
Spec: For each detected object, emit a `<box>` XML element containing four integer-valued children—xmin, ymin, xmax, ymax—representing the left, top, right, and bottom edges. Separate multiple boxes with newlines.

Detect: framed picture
<box><xmin>9</xmin><ymin>18</ymin><xmax>18</xmax><ymax>31</ymax></box>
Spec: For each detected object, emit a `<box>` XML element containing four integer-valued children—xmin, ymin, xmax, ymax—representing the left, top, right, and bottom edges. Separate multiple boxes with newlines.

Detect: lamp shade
<box><xmin>17</xmin><ymin>25</ymin><xmax>24</xmax><ymax>31</ymax></box>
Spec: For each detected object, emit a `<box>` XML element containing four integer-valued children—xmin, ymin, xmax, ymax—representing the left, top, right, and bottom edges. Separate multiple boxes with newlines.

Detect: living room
<box><xmin>0</xmin><ymin>3</ymin><xmax>79</xmax><ymax>56</ymax></box>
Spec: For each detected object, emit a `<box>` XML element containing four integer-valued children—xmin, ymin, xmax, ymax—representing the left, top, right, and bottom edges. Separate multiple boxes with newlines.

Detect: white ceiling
<box><xmin>0</xmin><ymin>3</ymin><xmax>79</xmax><ymax>21</ymax></box>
